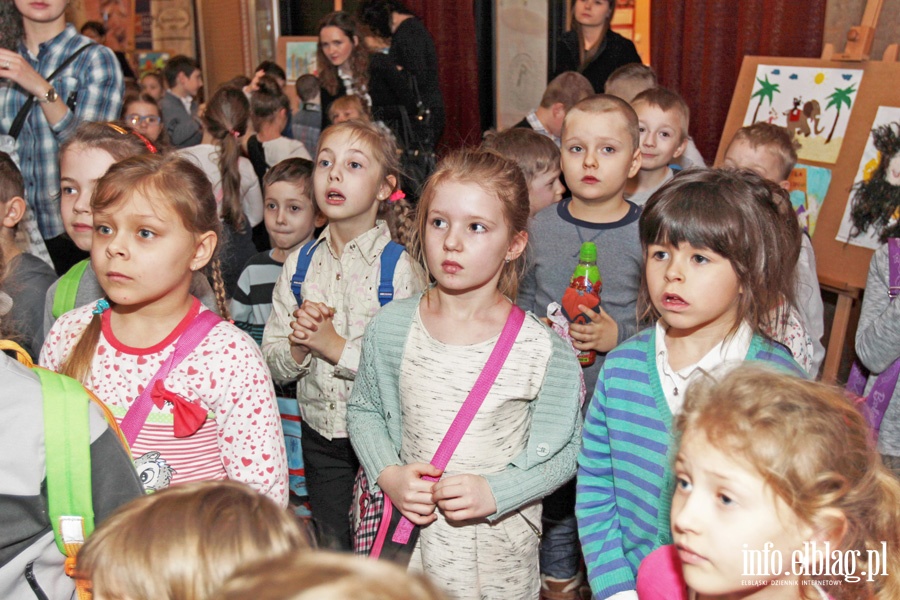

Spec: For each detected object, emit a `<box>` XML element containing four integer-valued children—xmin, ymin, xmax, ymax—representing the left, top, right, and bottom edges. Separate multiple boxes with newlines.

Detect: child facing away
<box><xmin>40</xmin><ymin>153</ymin><xmax>288</xmax><ymax>505</ymax></box>
<box><xmin>262</xmin><ymin>120</ymin><xmax>425</xmax><ymax>550</ymax></box>
<box><xmin>625</xmin><ymin>87</ymin><xmax>690</xmax><ymax>206</ymax></box>
<box><xmin>0</xmin><ymin>152</ymin><xmax>56</xmax><ymax>359</ymax></box>
<box><xmin>721</xmin><ymin>122</ymin><xmax>825</xmax><ymax>375</ymax></box>
<box><xmin>292</xmin><ymin>73</ymin><xmax>323</xmax><ymax>155</ymax></box>
<box><xmin>347</xmin><ymin>149</ymin><xmax>583</xmax><ymax>600</ymax></box>
<box><xmin>577</xmin><ymin>168</ymin><xmax>805</xmax><ymax>600</ymax></box>
<box><xmin>518</xmin><ymin>94</ymin><xmax>642</xmax><ymax>599</ymax></box>
<box><xmin>511</xmin><ymin>71</ymin><xmax>595</xmax><ymax>147</ymax></box>
<box><xmin>213</xmin><ymin>551</ymin><xmax>446</xmax><ymax>600</ymax></box>
<box><xmin>248</xmin><ymin>74</ymin><xmax>312</xmax><ymax>175</ymax></box>
<box><xmin>604</xmin><ymin>64</ymin><xmax>706</xmax><ymax>169</ymax></box>
<box><xmin>177</xmin><ymin>86</ymin><xmax>262</xmax><ymax>295</ymax></box>
<box><xmin>77</xmin><ymin>481</ymin><xmax>309</xmax><ymax>600</ymax></box>
<box><xmin>637</xmin><ymin>366</ymin><xmax>900</xmax><ymax>600</ymax></box>
<box><xmin>481</xmin><ymin>127</ymin><xmax>565</xmax><ymax>217</ymax></box>
<box><xmin>0</xmin><ymin>241</ymin><xmax>143</xmax><ymax>600</ymax></box>
<box><xmin>42</xmin><ymin>122</ymin><xmax>218</xmax><ymax>340</ymax></box>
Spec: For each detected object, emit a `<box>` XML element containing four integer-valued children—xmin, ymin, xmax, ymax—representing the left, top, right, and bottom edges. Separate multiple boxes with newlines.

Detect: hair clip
<box><xmin>92</xmin><ymin>299</ymin><xmax>110</xmax><ymax>315</ymax></box>
<box><xmin>106</xmin><ymin>122</ymin><xmax>159</xmax><ymax>154</ymax></box>
<box><xmin>231</xmin><ymin>130</ymin><xmax>241</xmax><ymax>138</ymax></box>
<box><xmin>389</xmin><ymin>189</ymin><xmax>405</xmax><ymax>202</ymax></box>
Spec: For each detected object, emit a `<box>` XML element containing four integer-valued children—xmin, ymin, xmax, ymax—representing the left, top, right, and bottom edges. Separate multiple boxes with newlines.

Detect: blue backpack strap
<box><xmin>290</xmin><ymin>240</ymin><xmax>319</xmax><ymax>305</ymax></box>
<box><xmin>378</xmin><ymin>241</ymin><xmax>405</xmax><ymax>307</ymax></box>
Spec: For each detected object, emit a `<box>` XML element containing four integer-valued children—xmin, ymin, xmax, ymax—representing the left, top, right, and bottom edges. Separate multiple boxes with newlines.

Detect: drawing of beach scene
<box><xmin>743</xmin><ymin>65</ymin><xmax>863</xmax><ymax>164</ymax></box>
<box><xmin>788</xmin><ymin>164</ymin><xmax>831</xmax><ymax>237</ymax></box>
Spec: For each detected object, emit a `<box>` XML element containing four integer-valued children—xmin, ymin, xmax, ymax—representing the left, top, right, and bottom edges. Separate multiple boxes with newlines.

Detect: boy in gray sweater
<box><xmin>517</xmin><ymin>94</ymin><xmax>643</xmax><ymax>599</ymax></box>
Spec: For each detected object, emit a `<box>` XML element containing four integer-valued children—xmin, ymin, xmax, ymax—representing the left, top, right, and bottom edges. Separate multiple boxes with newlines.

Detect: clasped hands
<box><xmin>288</xmin><ymin>300</ymin><xmax>345</xmax><ymax>365</ymax></box>
<box><xmin>377</xmin><ymin>463</ymin><xmax>497</xmax><ymax>525</ymax></box>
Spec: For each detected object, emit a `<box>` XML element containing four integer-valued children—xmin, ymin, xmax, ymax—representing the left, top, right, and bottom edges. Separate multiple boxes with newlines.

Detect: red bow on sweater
<box><xmin>151</xmin><ymin>381</ymin><xmax>208</xmax><ymax>438</ymax></box>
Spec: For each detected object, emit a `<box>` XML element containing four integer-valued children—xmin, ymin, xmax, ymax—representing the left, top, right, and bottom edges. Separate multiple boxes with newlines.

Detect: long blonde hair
<box><xmin>678</xmin><ymin>366</ymin><xmax>900</xmax><ymax>600</ymax></box>
<box><xmin>59</xmin><ymin>154</ymin><xmax>230</xmax><ymax>384</ymax></box>
<box><xmin>212</xmin><ymin>551</ymin><xmax>445</xmax><ymax>600</ymax></box>
<box><xmin>77</xmin><ymin>481</ymin><xmax>309</xmax><ymax>600</ymax></box>
<box><xmin>410</xmin><ymin>148</ymin><xmax>530</xmax><ymax>300</ymax></box>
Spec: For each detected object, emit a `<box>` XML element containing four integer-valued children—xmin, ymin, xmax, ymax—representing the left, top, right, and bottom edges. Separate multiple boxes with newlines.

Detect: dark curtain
<box><xmin>651</xmin><ymin>1</ymin><xmax>827</xmax><ymax>162</ymax></box>
<box><xmin>405</xmin><ymin>0</ymin><xmax>483</xmax><ymax>152</ymax></box>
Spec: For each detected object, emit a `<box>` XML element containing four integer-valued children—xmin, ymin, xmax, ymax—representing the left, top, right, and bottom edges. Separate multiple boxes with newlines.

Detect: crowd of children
<box><xmin>3</xmin><ymin>7</ymin><xmax>900</xmax><ymax>600</ymax></box>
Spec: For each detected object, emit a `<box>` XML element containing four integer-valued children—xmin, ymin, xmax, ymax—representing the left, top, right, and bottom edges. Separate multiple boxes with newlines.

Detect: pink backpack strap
<box><xmin>390</xmin><ymin>305</ymin><xmax>526</xmax><ymax>544</ymax></box>
<box><xmin>119</xmin><ymin>311</ymin><xmax>223</xmax><ymax>446</ymax></box>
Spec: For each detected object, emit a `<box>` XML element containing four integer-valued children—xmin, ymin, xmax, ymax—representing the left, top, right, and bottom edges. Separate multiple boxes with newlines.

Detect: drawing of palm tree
<box><xmin>750</xmin><ymin>75</ymin><xmax>780</xmax><ymax>123</ymax></box>
<box><xmin>824</xmin><ymin>84</ymin><xmax>856</xmax><ymax>143</ymax></box>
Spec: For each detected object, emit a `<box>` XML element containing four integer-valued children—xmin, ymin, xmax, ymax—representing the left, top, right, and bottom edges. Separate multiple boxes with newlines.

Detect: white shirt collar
<box><xmin>655</xmin><ymin>320</ymin><xmax>754</xmax><ymax>414</ymax></box>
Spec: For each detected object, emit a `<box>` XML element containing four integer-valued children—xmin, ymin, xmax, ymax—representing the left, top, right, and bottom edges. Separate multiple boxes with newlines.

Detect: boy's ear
<box><xmin>314</xmin><ymin>213</ymin><xmax>328</xmax><ymax>228</ymax></box>
<box><xmin>190</xmin><ymin>231</ymin><xmax>217</xmax><ymax>272</ymax></box>
<box><xmin>673</xmin><ymin>136</ymin><xmax>689</xmax><ymax>160</ymax></box>
<box><xmin>778</xmin><ymin>179</ymin><xmax>791</xmax><ymax>191</ymax></box>
<box><xmin>628</xmin><ymin>147</ymin><xmax>642</xmax><ymax>178</ymax></box>
<box><xmin>2</xmin><ymin>196</ymin><xmax>26</xmax><ymax>229</ymax></box>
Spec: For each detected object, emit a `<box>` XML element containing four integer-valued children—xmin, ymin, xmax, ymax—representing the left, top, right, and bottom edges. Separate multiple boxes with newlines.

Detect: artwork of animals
<box><xmin>743</xmin><ymin>65</ymin><xmax>864</xmax><ymax>164</ymax></box>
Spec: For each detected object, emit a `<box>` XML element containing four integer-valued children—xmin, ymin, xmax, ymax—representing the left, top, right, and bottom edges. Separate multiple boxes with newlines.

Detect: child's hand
<box><xmin>377</xmin><ymin>463</ymin><xmax>442</xmax><ymax>525</ymax></box>
<box><xmin>432</xmin><ymin>474</ymin><xmax>497</xmax><ymax>521</ymax></box>
<box><xmin>290</xmin><ymin>301</ymin><xmax>344</xmax><ymax>364</ymax></box>
<box><xmin>569</xmin><ymin>304</ymin><xmax>619</xmax><ymax>353</ymax></box>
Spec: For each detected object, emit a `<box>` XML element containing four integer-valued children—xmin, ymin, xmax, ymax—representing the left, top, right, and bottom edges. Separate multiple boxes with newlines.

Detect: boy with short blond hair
<box><xmin>481</xmin><ymin>128</ymin><xmax>564</xmax><ymax>216</ymax></box>
<box><xmin>518</xmin><ymin>94</ymin><xmax>643</xmax><ymax>599</ymax></box>
<box><xmin>604</xmin><ymin>63</ymin><xmax>657</xmax><ymax>103</ymax></box>
<box><xmin>723</xmin><ymin>121</ymin><xmax>797</xmax><ymax>186</ymax></box>
<box><xmin>513</xmin><ymin>71</ymin><xmax>595</xmax><ymax>146</ymax></box>
<box><xmin>625</xmin><ymin>87</ymin><xmax>690</xmax><ymax>205</ymax></box>
<box><xmin>722</xmin><ymin>122</ymin><xmax>825</xmax><ymax>374</ymax></box>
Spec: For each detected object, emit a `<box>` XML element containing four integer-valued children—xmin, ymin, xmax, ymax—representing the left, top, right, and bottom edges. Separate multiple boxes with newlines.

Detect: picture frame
<box><xmin>494</xmin><ymin>0</ymin><xmax>549</xmax><ymax>129</ymax></box>
<box><xmin>277</xmin><ymin>36</ymin><xmax>319</xmax><ymax>83</ymax></box>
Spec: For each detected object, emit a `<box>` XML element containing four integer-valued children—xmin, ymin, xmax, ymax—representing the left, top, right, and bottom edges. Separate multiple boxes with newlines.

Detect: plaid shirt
<box><xmin>0</xmin><ymin>24</ymin><xmax>123</xmax><ymax>238</ymax></box>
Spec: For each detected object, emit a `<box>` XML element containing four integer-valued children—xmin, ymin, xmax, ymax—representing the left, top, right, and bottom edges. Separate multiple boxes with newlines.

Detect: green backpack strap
<box><xmin>34</xmin><ymin>367</ymin><xmax>95</xmax><ymax>555</ymax></box>
<box><xmin>52</xmin><ymin>259</ymin><xmax>90</xmax><ymax>320</ymax></box>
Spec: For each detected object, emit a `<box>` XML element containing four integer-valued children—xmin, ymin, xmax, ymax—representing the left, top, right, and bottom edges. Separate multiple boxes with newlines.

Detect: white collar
<box><xmin>655</xmin><ymin>320</ymin><xmax>754</xmax><ymax>414</ymax></box>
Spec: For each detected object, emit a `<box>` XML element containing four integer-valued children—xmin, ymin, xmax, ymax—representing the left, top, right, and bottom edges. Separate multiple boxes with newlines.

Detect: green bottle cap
<box><xmin>579</xmin><ymin>242</ymin><xmax>597</xmax><ymax>263</ymax></box>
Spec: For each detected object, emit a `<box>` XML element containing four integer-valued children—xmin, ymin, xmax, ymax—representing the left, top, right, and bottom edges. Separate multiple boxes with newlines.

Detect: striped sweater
<box><xmin>576</xmin><ymin>326</ymin><xmax>803</xmax><ymax>598</ymax></box>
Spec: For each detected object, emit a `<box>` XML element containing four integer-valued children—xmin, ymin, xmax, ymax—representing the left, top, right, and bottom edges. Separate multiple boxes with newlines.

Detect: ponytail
<box><xmin>202</xmin><ymin>87</ymin><xmax>250</xmax><ymax>231</ymax></box>
<box><xmin>59</xmin><ymin>313</ymin><xmax>103</xmax><ymax>385</ymax></box>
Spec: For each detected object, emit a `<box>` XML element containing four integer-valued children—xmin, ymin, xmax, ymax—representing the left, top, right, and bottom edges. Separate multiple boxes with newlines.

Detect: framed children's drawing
<box><xmin>494</xmin><ymin>0</ymin><xmax>549</xmax><ymax>130</ymax></box>
<box><xmin>277</xmin><ymin>36</ymin><xmax>319</xmax><ymax>83</ymax></box>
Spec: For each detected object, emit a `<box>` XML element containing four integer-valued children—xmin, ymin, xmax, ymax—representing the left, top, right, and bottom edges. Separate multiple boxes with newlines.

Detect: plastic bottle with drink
<box><xmin>563</xmin><ymin>242</ymin><xmax>603</xmax><ymax>366</ymax></box>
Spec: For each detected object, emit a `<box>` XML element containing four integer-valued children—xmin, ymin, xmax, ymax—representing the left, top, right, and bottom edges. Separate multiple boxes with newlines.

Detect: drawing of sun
<box><xmin>815</xmin><ymin>72</ymin><xmax>825</xmax><ymax>84</ymax></box>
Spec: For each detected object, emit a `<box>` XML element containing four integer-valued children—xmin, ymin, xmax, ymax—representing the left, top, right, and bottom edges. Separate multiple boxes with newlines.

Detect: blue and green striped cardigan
<box><xmin>575</xmin><ymin>326</ymin><xmax>803</xmax><ymax>598</ymax></box>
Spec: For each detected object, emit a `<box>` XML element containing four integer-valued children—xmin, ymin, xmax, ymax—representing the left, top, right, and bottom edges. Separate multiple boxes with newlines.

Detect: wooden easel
<box><xmin>716</xmin><ymin>0</ymin><xmax>899</xmax><ymax>383</ymax></box>
<box><xmin>819</xmin><ymin>0</ymin><xmax>896</xmax><ymax>383</ymax></box>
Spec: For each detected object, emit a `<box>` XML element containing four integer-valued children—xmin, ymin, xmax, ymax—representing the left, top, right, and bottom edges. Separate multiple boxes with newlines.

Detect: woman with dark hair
<box><xmin>553</xmin><ymin>0</ymin><xmax>642</xmax><ymax>93</ymax></box>
<box><xmin>357</xmin><ymin>0</ymin><xmax>445</xmax><ymax>147</ymax></box>
<box><xmin>316</xmin><ymin>11</ymin><xmax>417</xmax><ymax>141</ymax></box>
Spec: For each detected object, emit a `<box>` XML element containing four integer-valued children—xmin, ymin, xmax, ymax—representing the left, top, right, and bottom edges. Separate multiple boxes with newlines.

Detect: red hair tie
<box><xmin>389</xmin><ymin>189</ymin><xmax>405</xmax><ymax>202</ymax></box>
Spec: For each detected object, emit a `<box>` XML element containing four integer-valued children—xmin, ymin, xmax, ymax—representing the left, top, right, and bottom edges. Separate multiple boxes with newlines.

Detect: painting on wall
<box><xmin>278</xmin><ymin>37</ymin><xmax>318</xmax><ymax>83</ymax></box>
<box><xmin>836</xmin><ymin>105</ymin><xmax>900</xmax><ymax>250</ymax></box>
<box><xmin>495</xmin><ymin>0</ymin><xmax>548</xmax><ymax>130</ymax></box>
<box><xmin>788</xmin><ymin>164</ymin><xmax>832</xmax><ymax>237</ymax></box>
<box><xmin>742</xmin><ymin>64</ymin><xmax>864</xmax><ymax>164</ymax></box>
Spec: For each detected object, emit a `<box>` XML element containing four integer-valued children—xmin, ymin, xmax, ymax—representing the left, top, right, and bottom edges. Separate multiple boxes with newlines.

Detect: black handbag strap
<box><xmin>8</xmin><ymin>43</ymin><xmax>96</xmax><ymax>140</ymax></box>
